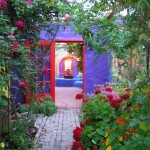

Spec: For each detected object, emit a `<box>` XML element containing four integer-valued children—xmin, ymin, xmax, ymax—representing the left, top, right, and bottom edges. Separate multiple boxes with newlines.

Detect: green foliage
<box><xmin>61</xmin><ymin>0</ymin><xmax>150</xmax><ymax>75</ymax></box>
<box><xmin>20</xmin><ymin>96</ymin><xmax>57</xmax><ymax>116</ymax></box>
<box><xmin>102</xmin><ymin>77</ymin><xmax>150</xmax><ymax>150</ymax></box>
<box><xmin>1</xmin><ymin>119</ymin><xmax>34</xmax><ymax>150</ymax></box>
<box><xmin>80</xmin><ymin>94</ymin><xmax>116</xmax><ymax>149</ymax></box>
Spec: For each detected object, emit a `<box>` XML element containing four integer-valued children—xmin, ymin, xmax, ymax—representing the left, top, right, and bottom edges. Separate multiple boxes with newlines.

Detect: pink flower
<box><xmin>64</xmin><ymin>14</ymin><xmax>70</xmax><ymax>20</ymax></box>
<box><xmin>15</xmin><ymin>21</ymin><xmax>26</xmax><ymax>28</ymax></box>
<box><xmin>19</xmin><ymin>82</ymin><xmax>26</xmax><ymax>88</ymax></box>
<box><xmin>0</xmin><ymin>0</ymin><xmax>7</xmax><ymax>10</ymax></box>
<box><xmin>27</xmin><ymin>0</ymin><xmax>32</xmax><ymax>5</ymax></box>
<box><xmin>43</xmin><ymin>68</ymin><xmax>49</xmax><ymax>74</ymax></box>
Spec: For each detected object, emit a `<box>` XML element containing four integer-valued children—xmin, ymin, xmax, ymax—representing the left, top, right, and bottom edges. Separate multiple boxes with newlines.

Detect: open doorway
<box><xmin>55</xmin><ymin>40</ymin><xmax>84</xmax><ymax>108</ymax></box>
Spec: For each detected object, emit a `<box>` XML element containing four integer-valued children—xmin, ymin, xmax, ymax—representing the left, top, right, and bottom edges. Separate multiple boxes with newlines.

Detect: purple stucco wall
<box><xmin>84</xmin><ymin>50</ymin><xmax>110</xmax><ymax>94</ymax></box>
<box><xmin>40</xmin><ymin>25</ymin><xmax>111</xmax><ymax>94</ymax></box>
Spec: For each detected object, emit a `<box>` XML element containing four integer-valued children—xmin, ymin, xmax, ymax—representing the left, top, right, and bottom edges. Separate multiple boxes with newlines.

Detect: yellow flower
<box><xmin>134</xmin><ymin>134</ymin><xmax>139</xmax><ymax>138</ymax></box>
<box><xmin>121</xmin><ymin>101</ymin><xmax>125</xmax><ymax>105</ymax></box>
<box><xmin>105</xmin><ymin>133</ymin><xmax>108</xmax><ymax>138</ymax></box>
<box><xmin>0</xmin><ymin>142</ymin><xmax>5</xmax><ymax>148</ymax></box>
<box><xmin>125</xmin><ymin>115</ymin><xmax>130</xmax><ymax>120</ymax></box>
<box><xmin>118</xmin><ymin>136</ymin><xmax>123</xmax><ymax>141</ymax></box>
<box><xmin>106</xmin><ymin>146</ymin><xmax>112</xmax><ymax>150</ymax></box>
<box><xmin>105</xmin><ymin>141</ymin><xmax>109</xmax><ymax>146</ymax></box>
<box><xmin>135</xmin><ymin>88</ymin><xmax>139</xmax><ymax>93</ymax></box>
<box><xmin>143</xmin><ymin>87</ymin><xmax>150</xmax><ymax>94</ymax></box>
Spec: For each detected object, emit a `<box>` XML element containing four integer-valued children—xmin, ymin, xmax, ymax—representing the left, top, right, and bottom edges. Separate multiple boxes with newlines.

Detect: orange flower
<box><xmin>116</xmin><ymin>117</ymin><xmax>124</xmax><ymax>125</ymax></box>
<box><xmin>134</xmin><ymin>104</ymin><xmax>140</xmax><ymax>110</ymax></box>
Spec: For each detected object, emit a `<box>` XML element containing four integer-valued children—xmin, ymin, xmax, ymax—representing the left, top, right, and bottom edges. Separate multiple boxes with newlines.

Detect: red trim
<box><xmin>56</xmin><ymin>39</ymin><xmax>85</xmax><ymax>95</ymax></box>
<box><xmin>56</xmin><ymin>39</ymin><xmax>84</xmax><ymax>43</ymax></box>
<box><xmin>25</xmin><ymin>39</ymin><xmax>85</xmax><ymax>104</ymax></box>
<box><xmin>50</xmin><ymin>41</ymin><xmax>55</xmax><ymax>102</ymax></box>
<box><xmin>25</xmin><ymin>40</ymin><xmax>56</xmax><ymax>104</ymax></box>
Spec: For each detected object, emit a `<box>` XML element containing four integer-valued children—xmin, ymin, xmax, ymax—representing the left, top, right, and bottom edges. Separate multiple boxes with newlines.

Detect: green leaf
<box><xmin>139</xmin><ymin>121</ymin><xmax>150</xmax><ymax>131</ymax></box>
<box><xmin>92</xmin><ymin>139</ymin><xmax>97</xmax><ymax>144</ymax></box>
<box><xmin>108</xmin><ymin>130</ymin><xmax>118</xmax><ymax>143</ymax></box>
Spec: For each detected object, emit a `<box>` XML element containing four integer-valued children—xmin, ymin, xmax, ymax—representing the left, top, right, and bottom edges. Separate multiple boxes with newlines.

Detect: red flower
<box><xmin>84</xmin><ymin>120</ymin><xmax>90</xmax><ymax>125</ymax></box>
<box><xmin>76</xmin><ymin>93</ymin><xmax>83</xmax><ymax>99</ymax></box>
<box><xmin>125</xmin><ymin>88</ymin><xmax>130</xmax><ymax>92</ymax></box>
<box><xmin>105</xmin><ymin>87</ymin><xmax>112</xmax><ymax>92</ymax></box>
<box><xmin>120</xmin><ymin>94</ymin><xmax>130</xmax><ymax>100</ymax></box>
<box><xmin>116</xmin><ymin>117</ymin><xmax>124</xmax><ymax>125</ymax></box>
<box><xmin>109</xmin><ymin>99</ymin><xmax>121</xmax><ymax>108</ymax></box>
<box><xmin>19</xmin><ymin>82</ymin><xmax>26</xmax><ymax>88</ymax></box>
<box><xmin>80</xmin><ymin>122</ymin><xmax>84</xmax><ymax>128</ymax></box>
<box><xmin>0</xmin><ymin>0</ymin><xmax>7</xmax><ymax>10</ymax></box>
<box><xmin>93</xmin><ymin>145</ymin><xmax>98</xmax><ymax>150</ymax></box>
<box><xmin>148</xmin><ymin>94</ymin><xmax>150</xmax><ymax>99</ymax></box>
<box><xmin>126</xmin><ymin>102</ymin><xmax>129</xmax><ymax>106</ymax></box>
<box><xmin>127</xmin><ymin>108</ymin><xmax>130</xmax><ymax>113</ymax></box>
<box><xmin>73</xmin><ymin>127</ymin><xmax>83</xmax><ymax>141</ymax></box>
<box><xmin>10</xmin><ymin>42</ymin><xmax>20</xmax><ymax>50</ymax></box>
<box><xmin>122</xmin><ymin>133</ymin><xmax>127</xmax><ymax>138</ymax></box>
<box><xmin>130</xmin><ymin>128</ymin><xmax>135</xmax><ymax>133</ymax></box>
<box><xmin>95</xmin><ymin>89</ymin><xmax>101</xmax><ymax>94</ymax></box>
<box><xmin>16</xmin><ymin>21</ymin><xmax>26</xmax><ymax>28</ymax></box>
<box><xmin>43</xmin><ymin>68</ymin><xmax>49</xmax><ymax>74</ymax></box>
<box><xmin>71</xmin><ymin>141</ymin><xmax>85</xmax><ymax>150</ymax></box>
<box><xmin>83</xmin><ymin>98</ymin><xmax>89</xmax><ymax>103</ymax></box>
<box><xmin>107</xmin><ymin>94</ymin><xmax>114</xmax><ymax>100</ymax></box>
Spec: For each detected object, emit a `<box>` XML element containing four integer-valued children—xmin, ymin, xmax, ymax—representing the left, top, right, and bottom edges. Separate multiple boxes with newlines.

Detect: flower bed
<box><xmin>72</xmin><ymin>78</ymin><xmax>150</xmax><ymax>150</ymax></box>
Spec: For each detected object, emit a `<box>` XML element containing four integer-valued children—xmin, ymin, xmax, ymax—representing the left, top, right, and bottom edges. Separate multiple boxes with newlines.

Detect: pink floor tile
<box><xmin>55</xmin><ymin>87</ymin><xmax>83</xmax><ymax>108</ymax></box>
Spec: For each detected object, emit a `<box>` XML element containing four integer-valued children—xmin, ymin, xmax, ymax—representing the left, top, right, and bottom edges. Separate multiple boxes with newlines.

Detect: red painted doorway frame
<box><xmin>25</xmin><ymin>40</ymin><xmax>55</xmax><ymax>104</ymax></box>
<box><xmin>25</xmin><ymin>39</ymin><xmax>85</xmax><ymax>104</ymax></box>
<box><xmin>55</xmin><ymin>39</ymin><xmax>85</xmax><ymax>102</ymax></box>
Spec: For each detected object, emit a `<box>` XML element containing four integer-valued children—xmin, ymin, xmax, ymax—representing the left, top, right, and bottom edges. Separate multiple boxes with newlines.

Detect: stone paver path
<box><xmin>55</xmin><ymin>87</ymin><xmax>82</xmax><ymax>108</ymax></box>
<box><xmin>35</xmin><ymin>109</ymin><xmax>80</xmax><ymax>150</ymax></box>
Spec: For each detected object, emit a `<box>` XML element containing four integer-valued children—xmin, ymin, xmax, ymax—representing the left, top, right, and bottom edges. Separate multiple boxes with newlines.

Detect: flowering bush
<box><xmin>76</xmin><ymin>94</ymin><xmax>116</xmax><ymax>149</ymax></box>
<box><xmin>73</xmin><ymin>127</ymin><xmax>83</xmax><ymax>141</ymax></box>
<box><xmin>72</xmin><ymin>78</ymin><xmax>150</xmax><ymax>149</ymax></box>
<box><xmin>105</xmin><ymin>77</ymin><xmax>150</xmax><ymax>150</ymax></box>
<box><xmin>71</xmin><ymin>141</ymin><xmax>85</xmax><ymax>150</ymax></box>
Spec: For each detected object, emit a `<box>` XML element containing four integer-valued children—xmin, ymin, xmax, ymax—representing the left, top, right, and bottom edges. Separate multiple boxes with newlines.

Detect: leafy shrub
<box><xmin>20</xmin><ymin>96</ymin><xmax>57</xmax><ymax>116</ymax></box>
<box><xmin>79</xmin><ymin>94</ymin><xmax>116</xmax><ymax>149</ymax></box>
<box><xmin>1</xmin><ymin>119</ymin><xmax>34</xmax><ymax>150</ymax></box>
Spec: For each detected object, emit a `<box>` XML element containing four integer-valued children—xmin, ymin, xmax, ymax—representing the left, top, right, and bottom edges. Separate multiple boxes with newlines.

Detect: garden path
<box><xmin>35</xmin><ymin>109</ymin><xmax>80</xmax><ymax>150</ymax></box>
<box><xmin>35</xmin><ymin>87</ymin><xmax>82</xmax><ymax>150</ymax></box>
<box><xmin>55</xmin><ymin>87</ymin><xmax>83</xmax><ymax>108</ymax></box>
